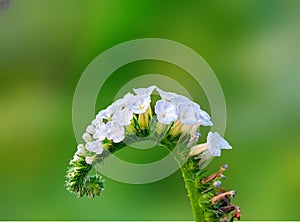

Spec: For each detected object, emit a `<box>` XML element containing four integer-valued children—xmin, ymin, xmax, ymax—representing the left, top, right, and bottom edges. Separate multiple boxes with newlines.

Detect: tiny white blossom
<box><xmin>156</xmin><ymin>88</ymin><xmax>178</xmax><ymax>101</ymax></box>
<box><xmin>85</xmin><ymin>156</ymin><xmax>93</xmax><ymax>165</ymax></box>
<box><xmin>155</xmin><ymin>100</ymin><xmax>178</xmax><ymax>124</ymax></box>
<box><xmin>123</xmin><ymin>92</ymin><xmax>135</xmax><ymax>106</ymax></box>
<box><xmin>133</xmin><ymin>85</ymin><xmax>156</xmax><ymax>95</ymax></box>
<box><xmin>93</xmin><ymin>123</ymin><xmax>106</xmax><ymax>141</ymax></box>
<box><xmin>77</xmin><ymin>144</ymin><xmax>84</xmax><ymax>149</ymax></box>
<box><xmin>169</xmin><ymin>95</ymin><xmax>191</xmax><ymax>106</ymax></box>
<box><xmin>197</xmin><ymin>109</ymin><xmax>213</xmax><ymax>126</ymax></box>
<box><xmin>111</xmin><ymin>98</ymin><xmax>125</xmax><ymax>111</ymax></box>
<box><xmin>106</xmin><ymin>121</ymin><xmax>125</xmax><ymax>143</ymax></box>
<box><xmin>96</xmin><ymin>106</ymin><xmax>114</xmax><ymax>120</ymax></box>
<box><xmin>82</xmin><ymin>132</ymin><xmax>93</xmax><ymax>142</ymax></box>
<box><xmin>75</xmin><ymin>144</ymin><xmax>85</xmax><ymax>155</ymax></box>
<box><xmin>86</xmin><ymin>125</ymin><xmax>95</xmax><ymax>134</ymax></box>
<box><xmin>73</xmin><ymin>155</ymin><xmax>80</xmax><ymax>162</ymax></box>
<box><xmin>207</xmin><ymin>132</ymin><xmax>232</xmax><ymax>157</ymax></box>
<box><xmin>128</xmin><ymin>94</ymin><xmax>151</xmax><ymax>114</ymax></box>
<box><xmin>191</xmin><ymin>103</ymin><xmax>213</xmax><ymax>126</ymax></box>
<box><xmin>112</xmin><ymin>107</ymin><xmax>133</xmax><ymax>126</ymax></box>
<box><xmin>86</xmin><ymin>140</ymin><xmax>104</xmax><ymax>154</ymax></box>
<box><xmin>91</xmin><ymin>117</ymin><xmax>102</xmax><ymax>126</ymax></box>
<box><xmin>178</xmin><ymin>103</ymin><xmax>198</xmax><ymax>125</ymax></box>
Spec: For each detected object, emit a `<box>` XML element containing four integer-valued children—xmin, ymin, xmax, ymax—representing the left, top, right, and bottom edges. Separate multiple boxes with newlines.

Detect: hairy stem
<box><xmin>180</xmin><ymin>162</ymin><xmax>203</xmax><ymax>222</ymax></box>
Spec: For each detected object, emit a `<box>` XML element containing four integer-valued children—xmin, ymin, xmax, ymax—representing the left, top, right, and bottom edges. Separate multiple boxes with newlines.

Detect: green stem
<box><xmin>180</xmin><ymin>162</ymin><xmax>203</xmax><ymax>222</ymax></box>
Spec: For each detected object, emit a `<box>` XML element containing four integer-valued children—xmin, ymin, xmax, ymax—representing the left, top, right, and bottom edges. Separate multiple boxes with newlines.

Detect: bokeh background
<box><xmin>1</xmin><ymin>0</ymin><xmax>300</xmax><ymax>220</ymax></box>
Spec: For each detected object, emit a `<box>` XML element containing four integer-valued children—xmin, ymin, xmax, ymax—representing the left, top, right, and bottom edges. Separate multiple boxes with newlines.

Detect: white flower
<box><xmin>156</xmin><ymin>88</ymin><xmax>178</xmax><ymax>101</ymax></box>
<box><xmin>112</xmin><ymin>107</ymin><xmax>133</xmax><ymax>126</ymax></box>
<box><xmin>123</xmin><ymin>92</ymin><xmax>135</xmax><ymax>106</ymax></box>
<box><xmin>77</xmin><ymin>144</ymin><xmax>85</xmax><ymax>149</ymax></box>
<box><xmin>169</xmin><ymin>95</ymin><xmax>191</xmax><ymax>106</ymax></box>
<box><xmin>110</xmin><ymin>98</ymin><xmax>125</xmax><ymax>111</ymax></box>
<box><xmin>91</xmin><ymin>117</ymin><xmax>102</xmax><ymax>126</ymax></box>
<box><xmin>197</xmin><ymin>109</ymin><xmax>213</xmax><ymax>126</ymax></box>
<box><xmin>86</xmin><ymin>125</ymin><xmax>95</xmax><ymax>134</ymax></box>
<box><xmin>82</xmin><ymin>132</ymin><xmax>93</xmax><ymax>142</ymax></box>
<box><xmin>189</xmin><ymin>131</ymin><xmax>231</xmax><ymax>157</ymax></box>
<box><xmin>154</xmin><ymin>100</ymin><xmax>178</xmax><ymax>124</ymax></box>
<box><xmin>75</xmin><ymin>144</ymin><xmax>85</xmax><ymax>155</ymax></box>
<box><xmin>86</xmin><ymin>140</ymin><xmax>104</xmax><ymax>154</ymax></box>
<box><xmin>93</xmin><ymin>123</ymin><xmax>106</xmax><ymax>141</ymax></box>
<box><xmin>133</xmin><ymin>85</ymin><xmax>156</xmax><ymax>95</ymax></box>
<box><xmin>177</xmin><ymin>103</ymin><xmax>198</xmax><ymax>125</ymax></box>
<box><xmin>128</xmin><ymin>94</ymin><xmax>151</xmax><ymax>114</ymax></box>
<box><xmin>73</xmin><ymin>155</ymin><xmax>80</xmax><ymax>162</ymax></box>
<box><xmin>191</xmin><ymin>103</ymin><xmax>213</xmax><ymax>126</ymax></box>
<box><xmin>106</xmin><ymin>121</ymin><xmax>125</xmax><ymax>143</ymax></box>
<box><xmin>85</xmin><ymin>156</ymin><xmax>93</xmax><ymax>165</ymax></box>
<box><xmin>207</xmin><ymin>132</ymin><xmax>232</xmax><ymax>157</ymax></box>
<box><xmin>96</xmin><ymin>106</ymin><xmax>114</xmax><ymax>120</ymax></box>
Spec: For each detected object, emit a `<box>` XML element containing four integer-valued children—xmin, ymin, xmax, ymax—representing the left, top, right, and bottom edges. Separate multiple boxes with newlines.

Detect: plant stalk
<box><xmin>180</xmin><ymin>162</ymin><xmax>203</xmax><ymax>222</ymax></box>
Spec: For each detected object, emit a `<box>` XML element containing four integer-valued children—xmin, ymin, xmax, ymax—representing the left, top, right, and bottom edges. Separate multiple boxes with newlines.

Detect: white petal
<box><xmin>93</xmin><ymin>123</ymin><xmax>106</xmax><ymax>140</ymax></box>
<box><xmin>198</xmin><ymin>109</ymin><xmax>213</xmax><ymax>126</ymax></box>
<box><xmin>73</xmin><ymin>155</ymin><xmax>80</xmax><ymax>162</ymax></box>
<box><xmin>112</xmin><ymin>107</ymin><xmax>133</xmax><ymax>126</ymax></box>
<box><xmin>169</xmin><ymin>95</ymin><xmax>191</xmax><ymax>106</ymax></box>
<box><xmin>220</xmin><ymin>137</ymin><xmax>232</xmax><ymax>149</ymax></box>
<box><xmin>96</xmin><ymin>108</ymin><xmax>112</xmax><ymax>120</ymax></box>
<box><xmin>178</xmin><ymin>103</ymin><xmax>198</xmax><ymax>125</ymax></box>
<box><xmin>91</xmin><ymin>118</ymin><xmax>101</xmax><ymax>126</ymax></box>
<box><xmin>77</xmin><ymin>144</ymin><xmax>84</xmax><ymax>149</ymax></box>
<box><xmin>86</xmin><ymin>125</ymin><xmax>95</xmax><ymax>134</ymax></box>
<box><xmin>191</xmin><ymin>102</ymin><xmax>213</xmax><ymax>126</ymax></box>
<box><xmin>123</xmin><ymin>93</ymin><xmax>134</xmax><ymax>106</ymax></box>
<box><xmin>85</xmin><ymin>156</ymin><xmax>93</xmax><ymax>165</ymax></box>
<box><xmin>128</xmin><ymin>94</ymin><xmax>151</xmax><ymax>114</ymax></box>
<box><xmin>82</xmin><ymin>132</ymin><xmax>93</xmax><ymax>142</ymax></box>
<box><xmin>75</xmin><ymin>147</ymin><xmax>85</xmax><ymax>155</ymax></box>
<box><xmin>156</xmin><ymin>88</ymin><xmax>178</xmax><ymax>101</ymax></box>
<box><xmin>207</xmin><ymin>132</ymin><xmax>232</xmax><ymax>156</ymax></box>
<box><xmin>155</xmin><ymin>100</ymin><xmax>178</xmax><ymax>124</ymax></box>
<box><xmin>86</xmin><ymin>141</ymin><xmax>104</xmax><ymax>154</ymax></box>
<box><xmin>133</xmin><ymin>85</ymin><xmax>156</xmax><ymax>95</ymax></box>
<box><xmin>106</xmin><ymin>121</ymin><xmax>125</xmax><ymax>143</ymax></box>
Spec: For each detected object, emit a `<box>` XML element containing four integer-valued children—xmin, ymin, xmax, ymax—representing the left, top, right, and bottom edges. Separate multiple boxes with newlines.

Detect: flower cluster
<box><xmin>66</xmin><ymin>85</ymin><xmax>237</xmax><ymax>220</ymax></box>
<box><xmin>70</xmin><ymin>85</ymin><xmax>231</xmax><ymax>167</ymax></box>
<box><xmin>65</xmin><ymin>85</ymin><xmax>240</xmax><ymax>221</ymax></box>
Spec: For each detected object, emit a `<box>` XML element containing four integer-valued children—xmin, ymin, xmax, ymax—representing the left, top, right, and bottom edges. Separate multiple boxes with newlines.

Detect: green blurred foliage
<box><xmin>0</xmin><ymin>0</ymin><xmax>300</xmax><ymax>220</ymax></box>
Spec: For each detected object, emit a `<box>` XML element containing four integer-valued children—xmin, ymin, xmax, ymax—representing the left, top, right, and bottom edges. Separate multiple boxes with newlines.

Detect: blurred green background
<box><xmin>1</xmin><ymin>0</ymin><xmax>300</xmax><ymax>220</ymax></box>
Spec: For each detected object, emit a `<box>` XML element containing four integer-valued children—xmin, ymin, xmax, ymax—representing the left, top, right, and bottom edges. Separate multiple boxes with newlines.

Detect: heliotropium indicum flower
<box><xmin>154</xmin><ymin>100</ymin><xmax>178</xmax><ymax>124</ymax></box>
<box><xmin>65</xmin><ymin>85</ymin><xmax>241</xmax><ymax>222</ymax></box>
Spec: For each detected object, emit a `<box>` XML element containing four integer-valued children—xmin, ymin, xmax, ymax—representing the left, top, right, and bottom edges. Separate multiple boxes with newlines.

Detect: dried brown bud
<box><xmin>201</xmin><ymin>164</ymin><xmax>228</xmax><ymax>184</ymax></box>
<box><xmin>211</xmin><ymin>190</ymin><xmax>236</xmax><ymax>205</ymax></box>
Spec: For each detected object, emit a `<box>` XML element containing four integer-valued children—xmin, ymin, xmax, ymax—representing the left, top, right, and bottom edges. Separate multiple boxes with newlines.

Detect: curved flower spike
<box><xmin>65</xmin><ymin>85</ymin><xmax>240</xmax><ymax>221</ymax></box>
